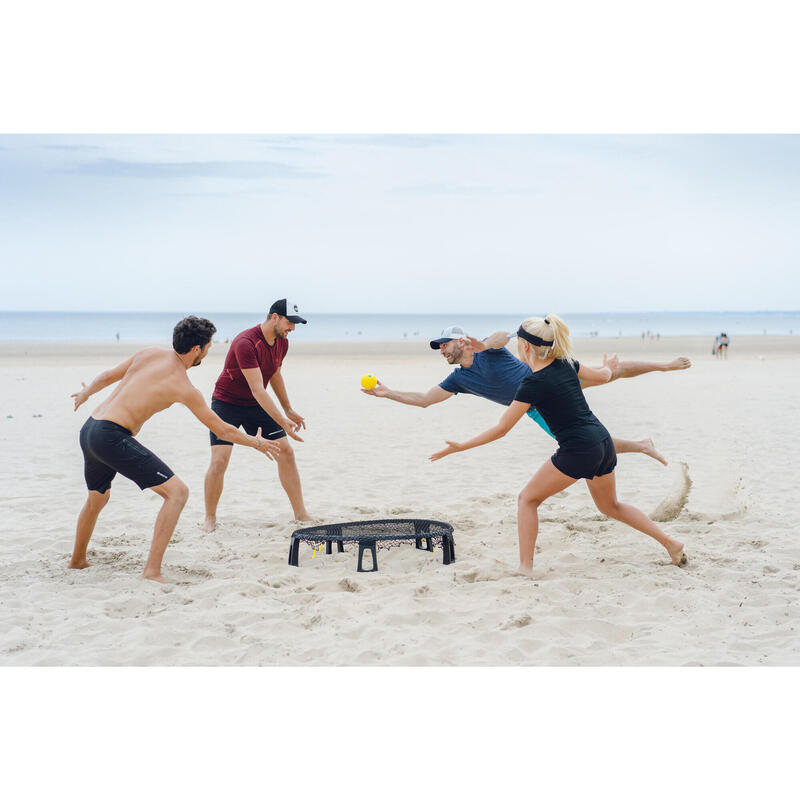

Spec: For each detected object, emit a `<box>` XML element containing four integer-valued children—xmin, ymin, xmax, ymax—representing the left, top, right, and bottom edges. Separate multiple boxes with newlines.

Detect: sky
<box><xmin>1</xmin><ymin>134</ymin><xmax>798</xmax><ymax>314</ymax></box>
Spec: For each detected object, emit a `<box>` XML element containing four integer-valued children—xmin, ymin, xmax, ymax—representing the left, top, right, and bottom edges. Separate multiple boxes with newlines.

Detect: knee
<box><xmin>207</xmin><ymin>454</ymin><xmax>230</xmax><ymax>477</ymax></box>
<box><xmin>595</xmin><ymin>499</ymin><xmax>619</xmax><ymax>517</ymax></box>
<box><xmin>518</xmin><ymin>491</ymin><xmax>541</xmax><ymax>509</ymax></box>
<box><xmin>278</xmin><ymin>442</ymin><xmax>294</xmax><ymax>461</ymax></box>
<box><xmin>168</xmin><ymin>479</ymin><xmax>190</xmax><ymax>506</ymax></box>
<box><xmin>89</xmin><ymin>490</ymin><xmax>110</xmax><ymax>509</ymax></box>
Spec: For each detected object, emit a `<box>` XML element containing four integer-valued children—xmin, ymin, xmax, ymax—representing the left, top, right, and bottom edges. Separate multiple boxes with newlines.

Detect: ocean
<box><xmin>0</xmin><ymin>310</ymin><xmax>798</xmax><ymax>342</ymax></box>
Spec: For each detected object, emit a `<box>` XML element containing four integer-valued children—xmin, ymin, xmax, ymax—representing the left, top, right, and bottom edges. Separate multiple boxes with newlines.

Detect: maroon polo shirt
<box><xmin>212</xmin><ymin>325</ymin><xmax>289</xmax><ymax>406</ymax></box>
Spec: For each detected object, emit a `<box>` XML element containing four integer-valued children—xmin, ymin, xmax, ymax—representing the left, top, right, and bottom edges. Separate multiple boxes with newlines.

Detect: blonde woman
<box><xmin>430</xmin><ymin>314</ymin><xmax>687</xmax><ymax>574</ymax></box>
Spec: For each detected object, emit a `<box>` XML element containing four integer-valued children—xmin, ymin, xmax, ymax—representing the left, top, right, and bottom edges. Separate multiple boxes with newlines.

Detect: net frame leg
<box><xmin>357</xmin><ymin>539</ymin><xmax>378</xmax><ymax>572</ymax></box>
<box><xmin>442</xmin><ymin>534</ymin><xmax>455</xmax><ymax>565</ymax></box>
<box><xmin>288</xmin><ymin>537</ymin><xmax>300</xmax><ymax>567</ymax></box>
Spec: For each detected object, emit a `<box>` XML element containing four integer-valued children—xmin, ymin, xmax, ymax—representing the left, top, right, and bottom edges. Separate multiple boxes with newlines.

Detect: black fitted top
<box><xmin>513</xmin><ymin>359</ymin><xmax>610</xmax><ymax>451</ymax></box>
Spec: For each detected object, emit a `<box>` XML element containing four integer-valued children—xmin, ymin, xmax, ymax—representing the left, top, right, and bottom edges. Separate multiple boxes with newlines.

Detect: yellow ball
<box><xmin>361</xmin><ymin>373</ymin><xmax>378</xmax><ymax>390</ymax></box>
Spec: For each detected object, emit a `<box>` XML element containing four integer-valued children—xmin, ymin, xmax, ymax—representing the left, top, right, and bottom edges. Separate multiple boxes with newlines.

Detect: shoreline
<box><xmin>0</xmin><ymin>334</ymin><xmax>797</xmax><ymax>362</ymax></box>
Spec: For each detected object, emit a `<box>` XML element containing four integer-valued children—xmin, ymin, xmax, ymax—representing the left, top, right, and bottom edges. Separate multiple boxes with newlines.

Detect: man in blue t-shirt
<box><xmin>362</xmin><ymin>325</ymin><xmax>692</xmax><ymax>465</ymax></box>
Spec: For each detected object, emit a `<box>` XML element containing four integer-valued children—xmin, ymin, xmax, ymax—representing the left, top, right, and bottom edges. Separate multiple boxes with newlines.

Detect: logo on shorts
<box><xmin>156</xmin><ymin>471</ymin><xmax>168</xmax><ymax>479</ymax></box>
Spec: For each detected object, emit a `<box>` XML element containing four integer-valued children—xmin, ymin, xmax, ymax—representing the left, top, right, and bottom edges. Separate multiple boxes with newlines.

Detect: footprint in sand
<box><xmin>651</xmin><ymin>461</ymin><xmax>692</xmax><ymax>522</ymax></box>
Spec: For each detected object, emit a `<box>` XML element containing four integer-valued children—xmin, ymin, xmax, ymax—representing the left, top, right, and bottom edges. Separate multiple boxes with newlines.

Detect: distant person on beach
<box><xmin>429</xmin><ymin>314</ymin><xmax>687</xmax><ymax>573</ymax></box>
<box><xmin>719</xmin><ymin>332</ymin><xmax>729</xmax><ymax>359</ymax></box>
<box><xmin>203</xmin><ymin>299</ymin><xmax>313</xmax><ymax>531</ymax></box>
<box><xmin>362</xmin><ymin>324</ymin><xmax>692</xmax><ymax>465</ymax></box>
<box><xmin>70</xmin><ymin>316</ymin><xmax>280</xmax><ymax>582</ymax></box>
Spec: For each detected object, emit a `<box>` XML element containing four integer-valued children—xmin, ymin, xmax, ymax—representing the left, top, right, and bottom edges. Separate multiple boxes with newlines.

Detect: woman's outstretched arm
<box><xmin>429</xmin><ymin>401</ymin><xmax>530</xmax><ymax>461</ymax></box>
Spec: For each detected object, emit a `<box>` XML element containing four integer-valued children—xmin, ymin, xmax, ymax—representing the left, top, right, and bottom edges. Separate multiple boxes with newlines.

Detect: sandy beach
<box><xmin>1</xmin><ymin>334</ymin><xmax>798</xmax><ymax>666</ymax></box>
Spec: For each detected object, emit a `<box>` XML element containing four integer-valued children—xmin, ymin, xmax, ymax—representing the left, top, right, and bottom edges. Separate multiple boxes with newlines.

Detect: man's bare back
<box><xmin>89</xmin><ymin>347</ymin><xmax>200</xmax><ymax>435</ymax></box>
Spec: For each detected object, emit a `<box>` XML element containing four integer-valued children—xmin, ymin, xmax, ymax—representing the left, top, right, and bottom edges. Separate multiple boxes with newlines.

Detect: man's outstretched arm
<box><xmin>466</xmin><ymin>332</ymin><xmax>513</xmax><ymax>351</ymax></box>
<box><xmin>362</xmin><ymin>382</ymin><xmax>452</xmax><ymax>408</ymax></box>
<box><xmin>72</xmin><ymin>354</ymin><xmax>136</xmax><ymax>410</ymax></box>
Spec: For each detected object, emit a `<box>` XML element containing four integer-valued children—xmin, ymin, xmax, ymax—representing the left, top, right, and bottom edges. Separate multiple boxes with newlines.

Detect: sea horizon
<box><xmin>0</xmin><ymin>310</ymin><xmax>798</xmax><ymax>342</ymax></box>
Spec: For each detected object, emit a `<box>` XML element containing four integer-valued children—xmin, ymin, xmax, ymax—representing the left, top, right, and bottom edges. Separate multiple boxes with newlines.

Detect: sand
<box><xmin>1</xmin><ymin>334</ymin><xmax>798</xmax><ymax>665</ymax></box>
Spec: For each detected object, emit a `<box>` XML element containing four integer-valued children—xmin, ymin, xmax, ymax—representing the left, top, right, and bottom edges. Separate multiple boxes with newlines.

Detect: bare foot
<box><xmin>515</xmin><ymin>563</ymin><xmax>534</xmax><ymax>577</ymax></box>
<box><xmin>141</xmin><ymin>572</ymin><xmax>172</xmax><ymax>584</ymax></box>
<box><xmin>666</xmin><ymin>542</ymin><xmax>688</xmax><ymax>567</ymax></box>
<box><xmin>665</xmin><ymin>357</ymin><xmax>691</xmax><ymax>371</ymax></box>
<box><xmin>640</xmin><ymin>438</ymin><xmax>668</xmax><ymax>466</ymax></box>
<box><xmin>293</xmin><ymin>513</ymin><xmax>318</xmax><ymax>523</ymax></box>
<box><xmin>202</xmin><ymin>516</ymin><xmax>217</xmax><ymax>533</ymax></box>
<box><xmin>68</xmin><ymin>559</ymin><xmax>92</xmax><ymax>569</ymax></box>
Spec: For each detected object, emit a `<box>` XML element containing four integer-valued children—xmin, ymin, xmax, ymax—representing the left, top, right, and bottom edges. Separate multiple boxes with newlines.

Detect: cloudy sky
<box><xmin>1</xmin><ymin>134</ymin><xmax>797</xmax><ymax>313</ymax></box>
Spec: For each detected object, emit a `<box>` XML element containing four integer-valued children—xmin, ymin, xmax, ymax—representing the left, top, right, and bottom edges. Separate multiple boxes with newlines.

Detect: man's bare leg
<box><xmin>611</xmin><ymin>357</ymin><xmax>691</xmax><ymax>381</ymax></box>
<box><xmin>275</xmin><ymin>438</ymin><xmax>314</xmax><ymax>521</ymax></box>
<box><xmin>203</xmin><ymin>445</ymin><xmax>233</xmax><ymax>532</ymax></box>
<box><xmin>69</xmin><ymin>490</ymin><xmax>110</xmax><ymax>569</ymax></box>
<box><xmin>612</xmin><ymin>437</ymin><xmax>667</xmax><ymax>466</ymax></box>
<box><xmin>141</xmin><ymin>476</ymin><xmax>189</xmax><ymax>583</ymax></box>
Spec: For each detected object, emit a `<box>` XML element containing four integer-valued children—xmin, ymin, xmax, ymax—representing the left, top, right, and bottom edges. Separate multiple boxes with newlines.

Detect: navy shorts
<box><xmin>551</xmin><ymin>436</ymin><xmax>617</xmax><ymax>480</ymax></box>
<box><xmin>79</xmin><ymin>417</ymin><xmax>174</xmax><ymax>493</ymax></box>
<box><xmin>209</xmin><ymin>397</ymin><xmax>287</xmax><ymax>446</ymax></box>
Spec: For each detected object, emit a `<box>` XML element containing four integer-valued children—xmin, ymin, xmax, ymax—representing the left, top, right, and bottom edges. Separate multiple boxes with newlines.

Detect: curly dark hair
<box><xmin>173</xmin><ymin>316</ymin><xmax>217</xmax><ymax>354</ymax></box>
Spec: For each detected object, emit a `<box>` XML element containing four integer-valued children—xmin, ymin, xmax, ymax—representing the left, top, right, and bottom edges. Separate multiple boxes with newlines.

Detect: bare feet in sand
<box><xmin>666</xmin><ymin>542</ymin><xmax>688</xmax><ymax>567</ymax></box>
<box><xmin>640</xmin><ymin>438</ymin><xmax>668</xmax><ymax>466</ymax></box>
<box><xmin>666</xmin><ymin>357</ymin><xmax>691</xmax><ymax>371</ymax></box>
<box><xmin>68</xmin><ymin>559</ymin><xmax>92</xmax><ymax>569</ymax></box>
<box><xmin>515</xmin><ymin>563</ymin><xmax>534</xmax><ymax>577</ymax></box>
<box><xmin>202</xmin><ymin>516</ymin><xmax>217</xmax><ymax>533</ymax></box>
<box><xmin>141</xmin><ymin>571</ymin><xmax>172</xmax><ymax>584</ymax></box>
<box><xmin>293</xmin><ymin>514</ymin><xmax>318</xmax><ymax>524</ymax></box>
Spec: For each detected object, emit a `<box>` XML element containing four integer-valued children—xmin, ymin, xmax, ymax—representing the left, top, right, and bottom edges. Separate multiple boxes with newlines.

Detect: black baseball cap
<box><xmin>269</xmin><ymin>299</ymin><xmax>307</xmax><ymax>324</ymax></box>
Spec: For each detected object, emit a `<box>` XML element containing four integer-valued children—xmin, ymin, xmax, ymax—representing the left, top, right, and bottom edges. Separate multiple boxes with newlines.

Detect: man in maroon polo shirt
<box><xmin>203</xmin><ymin>299</ymin><xmax>313</xmax><ymax>531</ymax></box>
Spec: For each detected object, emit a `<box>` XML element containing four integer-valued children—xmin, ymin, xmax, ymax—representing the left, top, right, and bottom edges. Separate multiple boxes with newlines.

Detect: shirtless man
<box><xmin>70</xmin><ymin>316</ymin><xmax>280</xmax><ymax>582</ymax></box>
<box><xmin>363</xmin><ymin>325</ymin><xmax>692</xmax><ymax>465</ymax></box>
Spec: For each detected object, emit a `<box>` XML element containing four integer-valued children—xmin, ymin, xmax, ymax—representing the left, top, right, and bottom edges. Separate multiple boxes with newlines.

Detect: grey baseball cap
<box><xmin>429</xmin><ymin>325</ymin><xmax>470</xmax><ymax>350</ymax></box>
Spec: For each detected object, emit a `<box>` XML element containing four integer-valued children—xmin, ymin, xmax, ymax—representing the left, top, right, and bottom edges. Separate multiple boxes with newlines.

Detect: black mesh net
<box><xmin>291</xmin><ymin>519</ymin><xmax>453</xmax><ymax>551</ymax></box>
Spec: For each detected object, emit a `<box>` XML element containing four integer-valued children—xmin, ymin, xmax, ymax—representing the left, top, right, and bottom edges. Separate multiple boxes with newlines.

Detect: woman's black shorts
<box><xmin>79</xmin><ymin>417</ymin><xmax>174</xmax><ymax>493</ymax></box>
<box><xmin>551</xmin><ymin>436</ymin><xmax>617</xmax><ymax>480</ymax></box>
<box><xmin>209</xmin><ymin>397</ymin><xmax>287</xmax><ymax>446</ymax></box>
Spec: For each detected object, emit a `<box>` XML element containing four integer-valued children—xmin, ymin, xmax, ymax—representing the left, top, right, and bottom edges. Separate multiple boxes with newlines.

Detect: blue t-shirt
<box><xmin>439</xmin><ymin>348</ymin><xmax>554</xmax><ymax>437</ymax></box>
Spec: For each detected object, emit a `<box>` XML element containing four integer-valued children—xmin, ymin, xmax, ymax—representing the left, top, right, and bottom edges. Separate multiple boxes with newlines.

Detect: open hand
<box><xmin>253</xmin><ymin>427</ymin><xmax>282</xmax><ymax>460</ymax></box>
<box><xmin>71</xmin><ymin>382</ymin><xmax>89</xmax><ymax>411</ymax></box>
<box><xmin>602</xmin><ymin>352</ymin><xmax>619</xmax><ymax>374</ymax></box>
<box><xmin>464</xmin><ymin>336</ymin><xmax>486</xmax><ymax>352</ymax></box>
<box><xmin>286</xmin><ymin>408</ymin><xmax>306</xmax><ymax>430</ymax></box>
<box><xmin>361</xmin><ymin>380</ymin><xmax>390</xmax><ymax>398</ymax></box>
<box><xmin>280</xmin><ymin>417</ymin><xmax>304</xmax><ymax>442</ymax></box>
<box><xmin>429</xmin><ymin>441</ymin><xmax>462</xmax><ymax>462</ymax></box>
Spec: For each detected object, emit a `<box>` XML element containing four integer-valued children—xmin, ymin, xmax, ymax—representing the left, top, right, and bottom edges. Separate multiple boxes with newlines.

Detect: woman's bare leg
<box><xmin>517</xmin><ymin>460</ymin><xmax>577</xmax><ymax>573</ymax></box>
<box><xmin>585</xmin><ymin>471</ymin><xmax>687</xmax><ymax>565</ymax></box>
<box><xmin>611</xmin><ymin>437</ymin><xmax>667</xmax><ymax>465</ymax></box>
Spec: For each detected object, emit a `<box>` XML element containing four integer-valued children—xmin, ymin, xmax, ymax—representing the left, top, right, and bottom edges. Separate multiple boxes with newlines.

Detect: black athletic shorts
<box><xmin>551</xmin><ymin>436</ymin><xmax>617</xmax><ymax>480</ymax></box>
<box><xmin>79</xmin><ymin>417</ymin><xmax>174</xmax><ymax>494</ymax></box>
<box><xmin>209</xmin><ymin>397</ymin><xmax>287</xmax><ymax>446</ymax></box>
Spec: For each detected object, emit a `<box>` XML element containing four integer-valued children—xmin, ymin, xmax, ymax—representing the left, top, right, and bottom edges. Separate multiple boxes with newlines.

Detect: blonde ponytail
<box><xmin>518</xmin><ymin>313</ymin><xmax>575</xmax><ymax>364</ymax></box>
